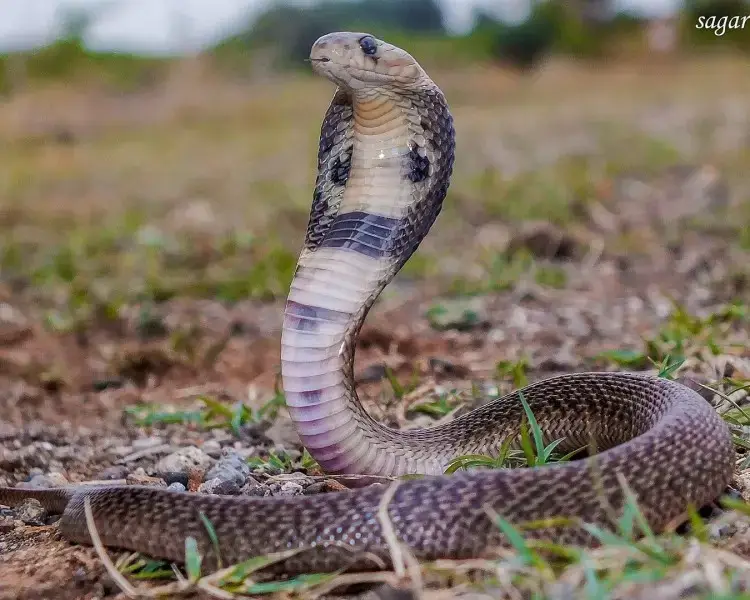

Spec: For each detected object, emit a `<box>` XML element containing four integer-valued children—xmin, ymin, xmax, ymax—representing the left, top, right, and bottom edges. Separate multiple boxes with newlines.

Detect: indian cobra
<box><xmin>0</xmin><ymin>32</ymin><xmax>736</xmax><ymax>576</ymax></box>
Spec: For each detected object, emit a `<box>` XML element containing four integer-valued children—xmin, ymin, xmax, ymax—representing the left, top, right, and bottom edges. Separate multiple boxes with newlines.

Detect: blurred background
<box><xmin>0</xmin><ymin>0</ymin><xmax>747</xmax><ymax>421</ymax></box>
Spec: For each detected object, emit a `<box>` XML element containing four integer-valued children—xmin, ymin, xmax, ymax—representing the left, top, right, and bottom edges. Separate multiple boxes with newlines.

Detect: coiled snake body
<box><xmin>0</xmin><ymin>33</ymin><xmax>735</xmax><ymax>575</ymax></box>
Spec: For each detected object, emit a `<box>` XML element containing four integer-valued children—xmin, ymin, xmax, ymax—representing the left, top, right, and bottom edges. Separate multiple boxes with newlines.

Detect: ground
<box><xmin>0</xmin><ymin>53</ymin><xmax>749</xmax><ymax>599</ymax></box>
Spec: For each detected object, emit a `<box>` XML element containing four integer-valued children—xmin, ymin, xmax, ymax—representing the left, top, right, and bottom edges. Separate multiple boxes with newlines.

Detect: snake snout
<box><xmin>309</xmin><ymin>31</ymin><xmax>424</xmax><ymax>92</ymax></box>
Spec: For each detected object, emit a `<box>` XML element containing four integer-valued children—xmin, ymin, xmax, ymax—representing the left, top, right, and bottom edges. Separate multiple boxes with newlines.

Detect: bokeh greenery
<box><xmin>3</xmin><ymin>0</ymin><xmax>749</xmax><ymax>95</ymax></box>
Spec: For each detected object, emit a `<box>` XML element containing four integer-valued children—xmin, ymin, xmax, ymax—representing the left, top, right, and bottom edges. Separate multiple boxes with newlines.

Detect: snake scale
<box><xmin>0</xmin><ymin>32</ymin><xmax>736</xmax><ymax>576</ymax></box>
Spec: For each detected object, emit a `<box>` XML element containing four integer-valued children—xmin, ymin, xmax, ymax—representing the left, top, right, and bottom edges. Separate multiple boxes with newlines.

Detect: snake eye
<box><xmin>358</xmin><ymin>36</ymin><xmax>378</xmax><ymax>56</ymax></box>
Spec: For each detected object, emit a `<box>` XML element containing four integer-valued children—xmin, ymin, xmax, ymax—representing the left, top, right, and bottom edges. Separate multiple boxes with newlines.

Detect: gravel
<box><xmin>154</xmin><ymin>446</ymin><xmax>214</xmax><ymax>474</ymax></box>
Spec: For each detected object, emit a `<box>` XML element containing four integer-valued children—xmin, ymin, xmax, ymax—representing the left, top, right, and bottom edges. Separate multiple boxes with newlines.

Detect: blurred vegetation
<box><xmin>2</xmin><ymin>0</ymin><xmax>749</xmax><ymax>95</ymax></box>
<box><xmin>214</xmin><ymin>0</ymin><xmax>445</xmax><ymax>68</ymax></box>
<box><xmin>0</xmin><ymin>1</ymin><xmax>746</xmax><ymax>316</ymax></box>
<box><xmin>0</xmin><ymin>5</ymin><xmax>169</xmax><ymax>95</ymax></box>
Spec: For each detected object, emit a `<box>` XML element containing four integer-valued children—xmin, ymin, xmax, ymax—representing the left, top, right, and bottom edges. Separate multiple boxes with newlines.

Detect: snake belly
<box><xmin>0</xmin><ymin>31</ymin><xmax>736</xmax><ymax>576</ymax></box>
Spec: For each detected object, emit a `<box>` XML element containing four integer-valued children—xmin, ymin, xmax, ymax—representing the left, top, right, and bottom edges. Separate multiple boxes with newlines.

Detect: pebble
<box><xmin>243</xmin><ymin>483</ymin><xmax>271</xmax><ymax>497</ymax></box>
<box><xmin>72</xmin><ymin>567</ymin><xmax>89</xmax><ymax>584</ymax></box>
<box><xmin>125</xmin><ymin>473</ymin><xmax>167</xmax><ymax>488</ymax></box>
<box><xmin>205</xmin><ymin>451</ymin><xmax>251</xmax><ymax>487</ymax></box>
<box><xmin>0</xmin><ymin>421</ymin><xmax>16</xmax><ymax>441</ymax></box>
<box><xmin>356</xmin><ymin>364</ymin><xmax>389</xmax><ymax>384</ymax></box>
<box><xmin>0</xmin><ymin>447</ymin><xmax>50</xmax><ymax>472</ymax></box>
<box><xmin>279</xmin><ymin>482</ymin><xmax>303</xmax><ymax>496</ymax></box>
<box><xmin>408</xmin><ymin>414</ymin><xmax>441</xmax><ymax>429</ymax></box>
<box><xmin>201</xmin><ymin>440</ymin><xmax>222</xmax><ymax>458</ymax></box>
<box><xmin>304</xmin><ymin>479</ymin><xmax>349</xmax><ymax>495</ymax></box>
<box><xmin>161</xmin><ymin>472</ymin><xmax>189</xmax><ymax>487</ymax></box>
<box><xmin>229</xmin><ymin>445</ymin><xmax>260</xmax><ymax>461</ymax></box>
<box><xmin>18</xmin><ymin>473</ymin><xmax>69</xmax><ymax>489</ymax></box>
<box><xmin>155</xmin><ymin>447</ymin><xmax>213</xmax><ymax>474</ymax></box>
<box><xmin>271</xmin><ymin>472</ymin><xmax>313</xmax><ymax>487</ymax></box>
<box><xmin>0</xmin><ymin>516</ymin><xmax>15</xmax><ymax>533</ymax></box>
<box><xmin>96</xmin><ymin>465</ymin><xmax>129</xmax><ymax>481</ymax></box>
<box><xmin>167</xmin><ymin>482</ymin><xmax>186</xmax><ymax>492</ymax></box>
<box><xmin>736</xmin><ymin>471</ymin><xmax>750</xmax><ymax>504</ymax></box>
<box><xmin>428</xmin><ymin>357</ymin><xmax>470</xmax><ymax>378</ymax></box>
<box><xmin>213</xmin><ymin>479</ymin><xmax>242</xmax><ymax>495</ymax></box>
<box><xmin>14</xmin><ymin>499</ymin><xmax>47</xmax><ymax>526</ymax></box>
<box><xmin>131</xmin><ymin>436</ymin><xmax>165</xmax><ymax>451</ymax></box>
<box><xmin>209</xmin><ymin>429</ymin><xmax>234</xmax><ymax>444</ymax></box>
<box><xmin>199</xmin><ymin>478</ymin><xmax>241</xmax><ymax>495</ymax></box>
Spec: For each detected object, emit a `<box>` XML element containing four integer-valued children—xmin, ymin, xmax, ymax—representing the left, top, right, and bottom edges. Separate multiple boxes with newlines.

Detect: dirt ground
<box><xmin>0</xmin><ymin>55</ymin><xmax>749</xmax><ymax>599</ymax></box>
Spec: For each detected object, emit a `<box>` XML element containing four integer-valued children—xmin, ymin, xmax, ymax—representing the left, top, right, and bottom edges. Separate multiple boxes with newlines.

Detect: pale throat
<box><xmin>343</xmin><ymin>93</ymin><xmax>412</xmax><ymax>218</ymax></box>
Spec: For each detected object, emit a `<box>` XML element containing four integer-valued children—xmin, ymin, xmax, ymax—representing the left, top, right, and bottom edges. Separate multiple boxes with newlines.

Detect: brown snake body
<box><xmin>0</xmin><ymin>33</ymin><xmax>736</xmax><ymax>575</ymax></box>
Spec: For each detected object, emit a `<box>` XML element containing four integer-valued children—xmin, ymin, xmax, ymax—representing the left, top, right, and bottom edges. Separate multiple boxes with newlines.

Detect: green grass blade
<box><xmin>519</xmin><ymin>419</ymin><xmax>537</xmax><ymax>467</ymax></box>
<box><xmin>519</xmin><ymin>391</ymin><xmax>547</xmax><ymax>461</ymax></box>
<box><xmin>184</xmin><ymin>537</ymin><xmax>202</xmax><ymax>581</ymax></box>
<box><xmin>199</xmin><ymin>511</ymin><xmax>223</xmax><ymax>569</ymax></box>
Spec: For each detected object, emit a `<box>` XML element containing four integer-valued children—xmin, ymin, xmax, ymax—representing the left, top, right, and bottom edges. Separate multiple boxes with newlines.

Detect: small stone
<box><xmin>161</xmin><ymin>472</ymin><xmax>189</xmax><ymax>487</ymax></box>
<box><xmin>736</xmin><ymin>471</ymin><xmax>750</xmax><ymax>504</ymax></box>
<box><xmin>205</xmin><ymin>451</ymin><xmax>251</xmax><ymax>486</ymax></box>
<box><xmin>46</xmin><ymin>472</ymin><xmax>71</xmax><ymax>487</ymax></box>
<box><xmin>273</xmin><ymin>472</ymin><xmax>313</xmax><ymax>486</ymax></box>
<box><xmin>205</xmin><ymin>467</ymin><xmax>243</xmax><ymax>487</ymax></box>
<box><xmin>241</xmin><ymin>475</ymin><xmax>260</xmax><ymax>487</ymax></box>
<box><xmin>155</xmin><ymin>447</ymin><xmax>213</xmax><ymax>474</ymax></box>
<box><xmin>213</xmin><ymin>480</ymin><xmax>241</xmax><ymax>495</ymax></box>
<box><xmin>201</xmin><ymin>440</ymin><xmax>222</xmax><ymax>458</ymax></box>
<box><xmin>0</xmin><ymin>421</ymin><xmax>16</xmax><ymax>441</ymax></box>
<box><xmin>15</xmin><ymin>499</ymin><xmax>47</xmax><ymax>526</ymax></box>
<box><xmin>229</xmin><ymin>446</ymin><xmax>260</xmax><ymax>460</ymax></box>
<box><xmin>167</xmin><ymin>482</ymin><xmax>186</xmax><ymax>492</ymax></box>
<box><xmin>220</xmin><ymin>449</ymin><xmax>251</xmax><ymax>468</ymax></box>
<box><xmin>96</xmin><ymin>466</ymin><xmax>129</xmax><ymax>481</ymax></box>
<box><xmin>279</xmin><ymin>482</ymin><xmax>303</xmax><ymax>497</ymax></box>
<box><xmin>407</xmin><ymin>414</ymin><xmax>439</xmax><ymax>429</ymax></box>
<box><xmin>428</xmin><ymin>357</ymin><xmax>470</xmax><ymax>378</ymax></box>
<box><xmin>304</xmin><ymin>479</ymin><xmax>349</xmax><ymax>495</ymax></box>
<box><xmin>131</xmin><ymin>437</ymin><xmax>165</xmax><ymax>451</ymax></box>
<box><xmin>18</xmin><ymin>473</ymin><xmax>69</xmax><ymax>489</ymax></box>
<box><xmin>209</xmin><ymin>429</ymin><xmax>234</xmax><ymax>444</ymax></box>
<box><xmin>243</xmin><ymin>483</ymin><xmax>271</xmax><ymax>497</ymax></box>
<box><xmin>0</xmin><ymin>515</ymin><xmax>16</xmax><ymax>533</ymax></box>
<box><xmin>72</xmin><ymin>567</ymin><xmax>89</xmax><ymax>584</ymax></box>
<box><xmin>199</xmin><ymin>478</ymin><xmax>241</xmax><ymax>495</ymax></box>
<box><xmin>125</xmin><ymin>473</ymin><xmax>167</xmax><ymax>488</ymax></box>
<box><xmin>198</xmin><ymin>477</ymin><xmax>221</xmax><ymax>494</ymax></box>
<box><xmin>356</xmin><ymin>364</ymin><xmax>389</xmax><ymax>384</ymax></box>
